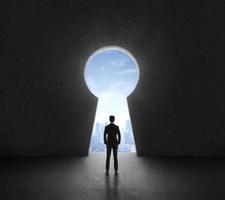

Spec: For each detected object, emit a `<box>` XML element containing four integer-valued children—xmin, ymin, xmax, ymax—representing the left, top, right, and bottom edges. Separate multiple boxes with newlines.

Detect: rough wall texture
<box><xmin>128</xmin><ymin>1</ymin><xmax>225</xmax><ymax>155</ymax></box>
<box><xmin>0</xmin><ymin>0</ymin><xmax>224</xmax><ymax>156</ymax></box>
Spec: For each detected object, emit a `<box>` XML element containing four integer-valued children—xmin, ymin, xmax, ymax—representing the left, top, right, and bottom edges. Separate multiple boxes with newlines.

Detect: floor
<box><xmin>0</xmin><ymin>153</ymin><xmax>225</xmax><ymax>200</ymax></box>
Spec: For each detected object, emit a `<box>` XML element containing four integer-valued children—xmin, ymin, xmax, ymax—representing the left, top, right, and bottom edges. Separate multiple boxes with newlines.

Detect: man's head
<box><xmin>109</xmin><ymin>115</ymin><xmax>115</xmax><ymax>123</ymax></box>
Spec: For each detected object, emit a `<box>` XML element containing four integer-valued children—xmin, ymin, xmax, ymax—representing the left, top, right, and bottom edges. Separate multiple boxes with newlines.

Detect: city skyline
<box><xmin>90</xmin><ymin>119</ymin><xmax>136</xmax><ymax>152</ymax></box>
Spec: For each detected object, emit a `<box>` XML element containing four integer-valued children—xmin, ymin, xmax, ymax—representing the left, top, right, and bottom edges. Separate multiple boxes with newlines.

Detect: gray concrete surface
<box><xmin>0</xmin><ymin>0</ymin><xmax>224</xmax><ymax>156</ymax></box>
<box><xmin>0</xmin><ymin>153</ymin><xmax>225</xmax><ymax>200</ymax></box>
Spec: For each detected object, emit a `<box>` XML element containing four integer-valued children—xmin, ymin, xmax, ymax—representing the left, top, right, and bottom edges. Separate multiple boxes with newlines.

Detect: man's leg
<box><xmin>106</xmin><ymin>145</ymin><xmax>111</xmax><ymax>172</ymax></box>
<box><xmin>112</xmin><ymin>145</ymin><xmax>118</xmax><ymax>172</ymax></box>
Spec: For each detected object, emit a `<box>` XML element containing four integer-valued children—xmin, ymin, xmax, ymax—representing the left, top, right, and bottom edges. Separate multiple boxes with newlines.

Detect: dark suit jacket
<box><xmin>104</xmin><ymin>123</ymin><xmax>121</xmax><ymax>146</ymax></box>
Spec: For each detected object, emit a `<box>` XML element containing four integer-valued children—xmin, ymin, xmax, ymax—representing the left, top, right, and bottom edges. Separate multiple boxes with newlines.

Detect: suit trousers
<box><xmin>105</xmin><ymin>144</ymin><xmax>118</xmax><ymax>171</ymax></box>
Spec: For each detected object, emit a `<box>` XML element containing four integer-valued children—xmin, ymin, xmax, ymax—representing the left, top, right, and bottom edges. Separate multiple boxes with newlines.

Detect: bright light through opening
<box><xmin>84</xmin><ymin>46</ymin><xmax>139</xmax><ymax>152</ymax></box>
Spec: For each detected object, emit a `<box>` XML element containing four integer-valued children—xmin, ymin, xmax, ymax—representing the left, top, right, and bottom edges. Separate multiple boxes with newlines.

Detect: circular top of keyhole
<box><xmin>84</xmin><ymin>46</ymin><xmax>139</xmax><ymax>98</ymax></box>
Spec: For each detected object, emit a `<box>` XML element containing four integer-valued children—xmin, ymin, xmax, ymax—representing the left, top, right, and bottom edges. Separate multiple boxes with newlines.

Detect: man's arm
<box><xmin>117</xmin><ymin>126</ymin><xmax>121</xmax><ymax>144</ymax></box>
<box><xmin>104</xmin><ymin>127</ymin><xmax>107</xmax><ymax>145</ymax></box>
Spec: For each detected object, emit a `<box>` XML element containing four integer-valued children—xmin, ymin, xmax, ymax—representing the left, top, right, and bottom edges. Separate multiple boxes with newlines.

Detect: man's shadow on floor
<box><xmin>105</xmin><ymin>173</ymin><xmax>120</xmax><ymax>199</ymax></box>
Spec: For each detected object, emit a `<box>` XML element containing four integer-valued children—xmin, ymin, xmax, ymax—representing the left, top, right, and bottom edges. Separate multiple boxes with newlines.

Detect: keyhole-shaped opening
<box><xmin>84</xmin><ymin>46</ymin><xmax>139</xmax><ymax>152</ymax></box>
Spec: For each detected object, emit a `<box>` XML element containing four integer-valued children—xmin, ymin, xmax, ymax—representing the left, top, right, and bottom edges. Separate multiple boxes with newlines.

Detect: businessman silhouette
<box><xmin>104</xmin><ymin>115</ymin><xmax>121</xmax><ymax>175</ymax></box>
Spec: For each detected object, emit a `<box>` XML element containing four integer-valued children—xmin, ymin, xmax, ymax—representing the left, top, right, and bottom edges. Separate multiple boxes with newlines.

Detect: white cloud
<box><xmin>117</xmin><ymin>68</ymin><xmax>137</xmax><ymax>74</ymax></box>
<box><xmin>106</xmin><ymin>80</ymin><xmax>136</xmax><ymax>96</ymax></box>
<box><xmin>110</xmin><ymin>59</ymin><xmax>128</xmax><ymax>69</ymax></box>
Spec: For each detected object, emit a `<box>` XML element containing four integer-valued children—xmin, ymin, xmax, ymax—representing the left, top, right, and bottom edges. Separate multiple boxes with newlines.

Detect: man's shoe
<box><xmin>105</xmin><ymin>171</ymin><xmax>109</xmax><ymax>176</ymax></box>
<box><xmin>115</xmin><ymin>171</ymin><xmax>119</xmax><ymax>176</ymax></box>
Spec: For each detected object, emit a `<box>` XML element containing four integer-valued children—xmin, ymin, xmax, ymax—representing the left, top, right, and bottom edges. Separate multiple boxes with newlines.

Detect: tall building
<box><xmin>125</xmin><ymin>119</ymin><xmax>132</xmax><ymax>134</ymax></box>
<box><xmin>90</xmin><ymin>134</ymin><xmax>97</xmax><ymax>151</ymax></box>
<box><xmin>124</xmin><ymin>120</ymin><xmax>134</xmax><ymax>145</ymax></box>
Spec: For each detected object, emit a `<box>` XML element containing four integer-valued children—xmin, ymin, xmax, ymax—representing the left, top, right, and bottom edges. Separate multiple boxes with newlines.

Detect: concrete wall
<box><xmin>0</xmin><ymin>0</ymin><xmax>224</xmax><ymax>156</ymax></box>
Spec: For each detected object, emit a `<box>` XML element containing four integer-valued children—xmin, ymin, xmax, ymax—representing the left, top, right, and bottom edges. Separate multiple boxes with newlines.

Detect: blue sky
<box><xmin>84</xmin><ymin>47</ymin><xmax>139</xmax><ymax>98</ymax></box>
<box><xmin>84</xmin><ymin>47</ymin><xmax>139</xmax><ymax>128</ymax></box>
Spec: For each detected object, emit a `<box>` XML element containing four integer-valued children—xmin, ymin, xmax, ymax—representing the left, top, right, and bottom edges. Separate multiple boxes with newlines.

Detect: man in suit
<box><xmin>104</xmin><ymin>115</ymin><xmax>121</xmax><ymax>175</ymax></box>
